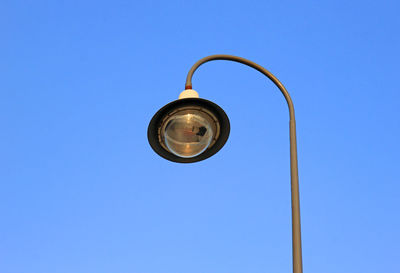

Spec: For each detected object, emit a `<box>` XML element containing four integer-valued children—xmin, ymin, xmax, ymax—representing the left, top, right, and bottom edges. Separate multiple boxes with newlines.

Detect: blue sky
<box><xmin>1</xmin><ymin>1</ymin><xmax>399</xmax><ymax>272</ymax></box>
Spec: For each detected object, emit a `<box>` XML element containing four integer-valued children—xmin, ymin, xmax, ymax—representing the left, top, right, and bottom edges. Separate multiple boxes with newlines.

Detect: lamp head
<box><xmin>147</xmin><ymin>90</ymin><xmax>230</xmax><ymax>163</ymax></box>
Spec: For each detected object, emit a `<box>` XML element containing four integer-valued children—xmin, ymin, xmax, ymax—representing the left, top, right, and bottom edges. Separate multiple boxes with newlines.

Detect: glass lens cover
<box><xmin>163</xmin><ymin>112</ymin><xmax>213</xmax><ymax>158</ymax></box>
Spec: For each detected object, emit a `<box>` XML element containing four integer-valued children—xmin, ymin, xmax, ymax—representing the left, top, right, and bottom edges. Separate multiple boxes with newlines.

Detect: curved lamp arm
<box><xmin>185</xmin><ymin>55</ymin><xmax>303</xmax><ymax>273</ymax></box>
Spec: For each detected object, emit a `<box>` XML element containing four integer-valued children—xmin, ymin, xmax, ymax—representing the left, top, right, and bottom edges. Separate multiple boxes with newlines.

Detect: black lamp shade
<box><xmin>147</xmin><ymin>98</ymin><xmax>230</xmax><ymax>163</ymax></box>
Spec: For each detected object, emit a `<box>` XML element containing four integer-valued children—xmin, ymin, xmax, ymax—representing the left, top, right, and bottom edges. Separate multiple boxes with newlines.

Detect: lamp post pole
<box><xmin>185</xmin><ymin>55</ymin><xmax>303</xmax><ymax>273</ymax></box>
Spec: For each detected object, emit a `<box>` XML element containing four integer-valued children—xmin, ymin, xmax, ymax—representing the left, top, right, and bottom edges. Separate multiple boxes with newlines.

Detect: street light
<box><xmin>147</xmin><ymin>54</ymin><xmax>303</xmax><ymax>273</ymax></box>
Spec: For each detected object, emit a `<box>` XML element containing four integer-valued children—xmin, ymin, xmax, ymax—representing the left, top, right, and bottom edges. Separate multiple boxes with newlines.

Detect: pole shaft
<box><xmin>186</xmin><ymin>54</ymin><xmax>303</xmax><ymax>273</ymax></box>
<box><xmin>290</xmin><ymin>119</ymin><xmax>303</xmax><ymax>273</ymax></box>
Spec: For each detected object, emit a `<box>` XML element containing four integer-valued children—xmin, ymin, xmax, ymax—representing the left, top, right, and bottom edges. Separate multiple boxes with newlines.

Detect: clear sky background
<box><xmin>1</xmin><ymin>1</ymin><xmax>399</xmax><ymax>273</ymax></box>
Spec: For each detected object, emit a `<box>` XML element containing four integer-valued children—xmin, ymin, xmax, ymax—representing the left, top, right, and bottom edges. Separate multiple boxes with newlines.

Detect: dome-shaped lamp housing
<box><xmin>148</xmin><ymin>98</ymin><xmax>230</xmax><ymax>163</ymax></box>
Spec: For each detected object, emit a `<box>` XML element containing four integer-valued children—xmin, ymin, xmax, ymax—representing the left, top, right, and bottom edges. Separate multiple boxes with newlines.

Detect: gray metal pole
<box><xmin>185</xmin><ymin>55</ymin><xmax>303</xmax><ymax>273</ymax></box>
